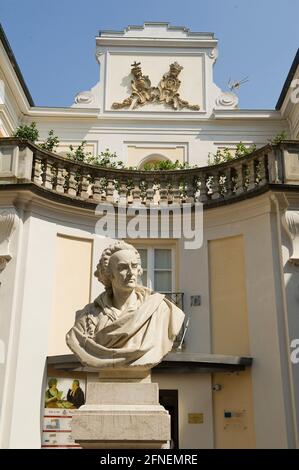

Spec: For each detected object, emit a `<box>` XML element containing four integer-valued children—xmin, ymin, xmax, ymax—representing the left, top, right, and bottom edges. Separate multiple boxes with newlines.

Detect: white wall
<box><xmin>152</xmin><ymin>372</ymin><xmax>214</xmax><ymax>449</ymax></box>
<box><xmin>31</xmin><ymin>116</ymin><xmax>288</xmax><ymax>169</ymax></box>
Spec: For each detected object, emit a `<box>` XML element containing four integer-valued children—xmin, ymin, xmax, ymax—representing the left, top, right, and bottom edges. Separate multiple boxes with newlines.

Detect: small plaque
<box><xmin>190</xmin><ymin>295</ymin><xmax>201</xmax><ymax>306</ymax></box>
<box><xmin>188</xmin><ymin>413</ymin><xmax>203</xmax><ymax>424</ymax></box>
<box><xmin>223</xmin><ymin>409</ymin><xmax>247</xmax><ymax>430</ymax></box>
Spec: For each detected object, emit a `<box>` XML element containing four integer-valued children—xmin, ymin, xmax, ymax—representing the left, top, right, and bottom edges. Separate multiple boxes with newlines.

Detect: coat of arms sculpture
<box><xmin>112</xmin><ymin>61</ymin><xmax>200</xmax><ymax>111</ymax></box>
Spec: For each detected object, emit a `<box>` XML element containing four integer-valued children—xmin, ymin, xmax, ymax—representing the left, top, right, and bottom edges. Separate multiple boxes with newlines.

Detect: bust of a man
<box><xmin>66</xmin><ymin>241</ymin><xmax>185</xmax><ymax>369</ymax></box>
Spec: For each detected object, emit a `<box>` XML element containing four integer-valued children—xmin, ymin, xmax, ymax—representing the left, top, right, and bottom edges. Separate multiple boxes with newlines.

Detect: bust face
<box><xmin>109</xmin><ymin>249</ymin><xmax>140</xmax><ymax>293</ymax></box>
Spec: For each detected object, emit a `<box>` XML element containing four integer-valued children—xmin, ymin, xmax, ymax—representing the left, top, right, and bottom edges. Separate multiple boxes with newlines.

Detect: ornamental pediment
<box><xmin>72</xmin><ymin>23</ymin><xmax>239</xmax><ymax>115</ymax></box>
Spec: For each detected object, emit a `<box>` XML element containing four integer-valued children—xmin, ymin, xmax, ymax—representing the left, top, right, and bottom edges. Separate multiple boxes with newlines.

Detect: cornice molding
<box><xmin>96</xmin><ymin>37</ymin><xmax>218</xmax><ymax>49</ymax></box>
<box><xmin>213</xmin><ymin>109</ymin><xmax>284</xmax><ymax>120</ymax></box>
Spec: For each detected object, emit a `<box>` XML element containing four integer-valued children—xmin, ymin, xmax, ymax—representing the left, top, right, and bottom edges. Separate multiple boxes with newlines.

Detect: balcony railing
<box><xmin>1</xmin><ymin>138</ymin><xmax>299</xmax><ymax>207</ymax></box>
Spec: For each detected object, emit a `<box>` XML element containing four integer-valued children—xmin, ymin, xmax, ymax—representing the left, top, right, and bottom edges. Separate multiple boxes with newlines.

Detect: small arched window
<box><xmin>138</xmin><ymin>153</ymin><xmax>171</xmax><ymax>170</ymax></box>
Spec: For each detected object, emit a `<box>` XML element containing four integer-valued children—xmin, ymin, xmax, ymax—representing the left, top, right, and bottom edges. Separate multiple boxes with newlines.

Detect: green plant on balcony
<box><xmin>143</xmin><ymin>159</ymin><xmax>196</xmax><ymax>171</ymax></box>
<box><xmin>39</xmin><ymin>129</ymin><xmax>60</xmax><ymax>152</ymax></box>
<box><xmin>235</xmin><ymin>141</ymin><xmax>256</xmax><ymax>158</ymax></box>
<box><xmin>208</xmin><ymin>142</ymin><xmax>256</xmax><ymax>166</ymax></box>
<box><xmin>13</xmin><ymin>123</ymin><xmax>60</xmax><ymax>152</ymax></box>
<box><xmin>86</xmin><ymin>148</ymin><xmax>125</xmax><ymax>169</ymax></box>
<box><xmin>13</xmin><ymin>121</ymin><xmax>39</xmax><ymax>143</ymax></box>
<box><xmin>269</xmin><ymin>131</ymin><xmax>288</xmax><ymax>145</ymax></box>
<box><xmin>66</xmin><ymin>141</ymin><xmax>91</xmax><ymax>162</ymax></box>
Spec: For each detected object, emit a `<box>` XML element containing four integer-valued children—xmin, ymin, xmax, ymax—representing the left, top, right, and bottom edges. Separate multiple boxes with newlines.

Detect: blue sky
<box><xmin>1</xmin><ymin>0</ymin><xmax>298</xmax><ymax>109</ymax></box>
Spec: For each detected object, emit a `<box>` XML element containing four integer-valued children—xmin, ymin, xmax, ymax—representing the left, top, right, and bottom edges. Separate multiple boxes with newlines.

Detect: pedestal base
<box><xmin>72</xmin><ymin>381</ymin><xmax>171</xmax><ymax>449</ymax></box>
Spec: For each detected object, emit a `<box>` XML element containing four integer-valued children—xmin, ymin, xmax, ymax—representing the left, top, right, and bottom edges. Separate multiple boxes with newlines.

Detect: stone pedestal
<box><xmin>71</xmin><ymin>376</ymin><xmax>171</xmax><ymax>449</ymax></box>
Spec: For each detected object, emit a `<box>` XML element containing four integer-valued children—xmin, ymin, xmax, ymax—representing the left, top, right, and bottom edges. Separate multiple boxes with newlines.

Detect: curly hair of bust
<box><xmin>94</xmin><ymin>241</ymin><xmax>143</xmax><ymax>292</ymax></box>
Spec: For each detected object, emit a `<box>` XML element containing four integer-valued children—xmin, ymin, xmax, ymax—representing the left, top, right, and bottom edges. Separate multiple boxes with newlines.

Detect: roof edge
<box><xmin>98</xmin><ymin>21</ymin><xmax>215</xmax><ymax>39</ymax></box>
<box><xmin>276</xmin><ymin>48</ymin><xmax>299</xmax><ymax>110</ymax></box>
<box><xmin>0</xmin><ymin>23</ymin><xmax>34</xmax><ymax>107</ymax></box>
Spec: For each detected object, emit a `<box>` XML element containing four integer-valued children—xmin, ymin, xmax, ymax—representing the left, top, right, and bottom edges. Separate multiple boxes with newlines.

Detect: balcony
<box><xmin>1</xmin><ymin>137</ymin><xmax>299</xmax><ymax>208</ymax></box>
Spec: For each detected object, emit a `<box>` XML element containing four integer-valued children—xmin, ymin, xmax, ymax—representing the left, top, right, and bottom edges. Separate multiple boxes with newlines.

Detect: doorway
<box><xmin>159</xmin><ymin>389</ymin><xmax>179</xmax><ymax>449</ymax></box>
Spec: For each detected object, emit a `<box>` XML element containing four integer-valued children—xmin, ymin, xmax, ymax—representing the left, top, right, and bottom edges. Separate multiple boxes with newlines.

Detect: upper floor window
<box><xmin>137</xmin><ymin>247</ymin><xmax>173</xmax><ymax>293</ymax></box>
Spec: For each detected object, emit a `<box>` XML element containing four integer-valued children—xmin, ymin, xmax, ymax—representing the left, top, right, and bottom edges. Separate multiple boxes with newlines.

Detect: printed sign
<box><xmin>42</xmin><ymin>377</ymin><xmax>86</xmax><ymax>449</ymax></box>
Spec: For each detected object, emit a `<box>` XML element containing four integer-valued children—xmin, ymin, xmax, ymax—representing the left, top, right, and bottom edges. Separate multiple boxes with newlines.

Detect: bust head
<box><xmin>94</xmin><ymin>241</ymin><xmax>143</xmax><ymax>295</ymax></box>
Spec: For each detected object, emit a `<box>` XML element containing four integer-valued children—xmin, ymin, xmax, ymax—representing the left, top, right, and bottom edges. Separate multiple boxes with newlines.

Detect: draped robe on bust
<box><xmin>66</xmin><ymin>286</ymin><xmax>185</xmax><ymax>369</ymax></box>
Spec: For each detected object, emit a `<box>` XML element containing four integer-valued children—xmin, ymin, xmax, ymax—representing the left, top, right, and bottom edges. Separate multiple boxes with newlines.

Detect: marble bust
<box><xmin>66</xmin><ymin>241</ymin><xmax>185</xmax><ymax>369</ymax></box>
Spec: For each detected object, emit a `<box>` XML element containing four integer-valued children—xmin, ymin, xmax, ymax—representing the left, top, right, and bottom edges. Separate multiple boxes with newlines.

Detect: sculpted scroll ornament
<box><xmin>112</xmin><ymin>61</ymin><xmax>200</xmax><ymax>111</ymax></box>
<box><xmin>0</xmin><ymin>207</ymin><xmax>18</xmax><ymax>272</ymax></box>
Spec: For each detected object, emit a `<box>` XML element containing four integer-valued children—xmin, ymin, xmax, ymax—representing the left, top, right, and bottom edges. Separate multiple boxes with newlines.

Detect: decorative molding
<box><xmin>99</xmin><ymin>22</ymin><xmax>216</xmax><ymax>40</ymax></box>
<box><xmin>72</xmin><ymin>81</ymin><xmax>101</xmax><ymax>109</ymax></box>
<box><xmin>208</xmin><ymin>48</ymin><xmax>218</xmax><ymax>62</ymax></box>
<box><xmin>282</xmin><ymin>210</ymin><xmax>299</xmax><ymax>265</ymax></box>
<box><xmin>97</xmin><ymin>23</ymin><xmax>217</xmax><ymax>49</ymax></box>
<box><xmin>0</xmin><ymin>206</ymin><xmax>18</xmax><ymax>272</ymax></box>
<box><xmin>215</xmin><ymin>91</ymin><xmax>238</xmax><ymax>109</ymax></box>
<box><xmin>74</xmin><ymin>91</ymin><xmax>94</xmax><ymax>105</ymax></box>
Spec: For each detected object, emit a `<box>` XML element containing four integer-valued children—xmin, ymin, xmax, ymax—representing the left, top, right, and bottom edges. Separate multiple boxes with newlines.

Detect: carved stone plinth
<box><xmin>71</xmin><ymin>379</ymin><xmax>171</xmax><ymax>449</ymax></box>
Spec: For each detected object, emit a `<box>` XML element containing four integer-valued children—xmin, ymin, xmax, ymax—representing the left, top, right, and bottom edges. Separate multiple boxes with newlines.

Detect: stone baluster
<box><xmin>259</xmin><ymin>154</ymin><xmax>268</xmax><ymax>185</ymax></box>
<box><xmin>33</xmin><ymin>155</ymin><xmax>42</xmax><ymax>185</ymax></box>
<box><xmin>132</xmin><ymin>177</ymin><xmax>142</xmax><ymax>205</ymax></box>
<box><xmin>254</xmin><ymin>155</ymin><xmax>267</xmax><ymax>186</ymax></box>
<box><xmin>211</xmin><ymin>171</ymin><xmax>220</xmax><ymax>200</ymax></box>
<box><xmin>159</xmin><ymin>177</ymin><xmax>169</xmax><ymax>205</ymax></box>
<box><xmin>217</xmin><ymin>172</ymin><xmax>225</xmax><ymax>198</ymax></box>
<box><xmin>233</xmin><ymin>162</ymin><xmax>244</xmax><ymax>195</ymax></box>
<box><xmin>199</xmin><ymin>172</ymin><xmax>208</xmax><ymax>203</ymax></box>
<box><xmin>55</xmin><ymin>161</ymin><xmax>65</xmax><ymax>193</ymax></box>
<box><xmin>185</xmin><ymin>175</ymin><xmax>195</xmax><ymax>203</ymax></box>
<box><xmin>67</xmin><ymin>166</ymin><xmax>77</xmax><ymax>196</ymax></box>
<box><xmin>80</xmin><ymin>170</ymin><xmax>90</xmax><ymax>199</ymax></box>
<box><xmin>106</xmin><ymin>177</ymin><xmax>115</xmax><ymax>203</ymax></box>
<box><xmin>118</xmin><ymin>178</ymin><xmax>128</xmax><ymax>205</ymax></box>
<box><xmin>145</xmin><ymin>177</ymin><xmax>155</xmax><ymax>206</ymax></box>
<box><xmin>43</xmin><ymin>159</ymin><xmax>53</xmax><ymax>190</ymax></box>
<box><xmin>246</xmin><ymin>159</ymin><xmax>256</xmax><ymax>191</ymax></box>
<box><xmin>206</xmin><ymin>174</ymin><xmax>214</xmax><ymax>199</ymax></box>
<box><xmin>222</xmin><ymin>167</ymin><xmax>232</xmax><ymax>197</ymax></box>
<box><xmin>93</xmin><ymin>176</ymin><xmax>103</xmax><ymax>202</ymax></box>
<box><xmin>171</xmin><ymin>176</ymin><xmax>181</xmax><ymax>204</ymax></box>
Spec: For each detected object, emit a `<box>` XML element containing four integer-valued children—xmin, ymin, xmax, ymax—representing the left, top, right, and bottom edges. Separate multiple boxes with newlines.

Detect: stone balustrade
<box><xmin>1</xmin><ymin>137</ymin><xmax>299</xmax><ymax>207</ymax></box>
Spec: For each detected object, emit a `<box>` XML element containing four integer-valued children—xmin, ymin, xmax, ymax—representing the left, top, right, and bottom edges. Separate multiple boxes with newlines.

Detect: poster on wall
<box><xmin>42</xmin><ymin>377</ymin><xmax>86</xmax><ymax>449</ymax></box>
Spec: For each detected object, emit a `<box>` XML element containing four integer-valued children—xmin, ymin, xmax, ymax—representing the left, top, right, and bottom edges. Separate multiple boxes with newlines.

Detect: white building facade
<box><xmin>0</xmin><ymin>23</ymin><xmax>299</xmax><ymax>449</ymax></box>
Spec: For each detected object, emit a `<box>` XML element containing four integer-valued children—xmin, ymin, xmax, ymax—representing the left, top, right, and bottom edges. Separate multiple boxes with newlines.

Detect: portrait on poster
<box><xmin>44</xmin><ymin>377</ymin><xmax>85</xmax><ymax>409</ymax></box>
<box><xmin>42</xmin><ymin>377</ymin><xmax>86</xmax><ymax>448</ymax></box>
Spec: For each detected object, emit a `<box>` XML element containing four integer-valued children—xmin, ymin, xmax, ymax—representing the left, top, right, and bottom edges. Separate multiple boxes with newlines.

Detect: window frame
<box><xmin>135</xmin><ymin>244</ymin><xmax>176</xmax><ymax>293</ymax></box>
